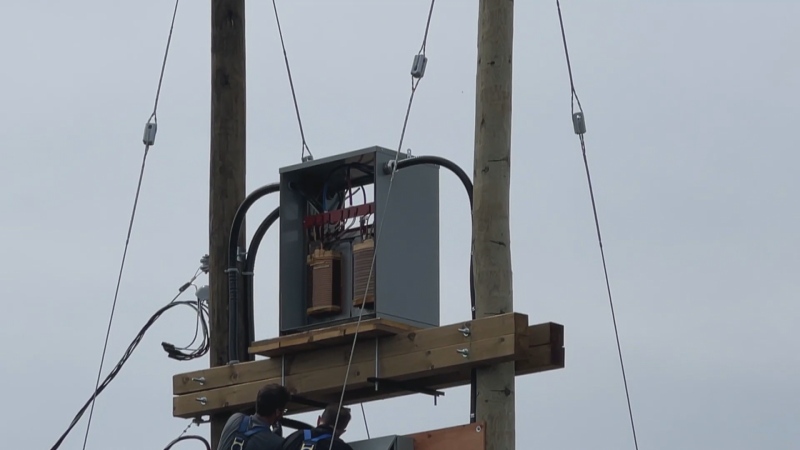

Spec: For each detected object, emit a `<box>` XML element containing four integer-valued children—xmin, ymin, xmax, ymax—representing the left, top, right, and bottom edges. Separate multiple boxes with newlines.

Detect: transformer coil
<box><xmin>352</xmin><ymin>238</ymin><xmax>376</xmax><ymax>307</ymax></box>
<box><xmin>306</xmin><ymin>248</ymin><xmax>343</xmax><ymax>316</ymax></box>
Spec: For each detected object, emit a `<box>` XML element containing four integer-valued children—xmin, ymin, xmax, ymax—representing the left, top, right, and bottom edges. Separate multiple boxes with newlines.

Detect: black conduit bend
<box><xmin>163</xmin><ymin>435</ymin><xmax>211</xmax><ymax>450</ymax></box>
<box><xmin>384</xmin><ymin>155</ymin><xmax>478</xmax><ymax>423</ymax></box>
<box><xmin>227</xmin><ymin>182</ymin><xmax>280</xmax><ymax>363</ymax></box>
<box><xmin>242</xmin><ymin>207</ymin><xmax>281</xmax><ymax>323</ymax></box>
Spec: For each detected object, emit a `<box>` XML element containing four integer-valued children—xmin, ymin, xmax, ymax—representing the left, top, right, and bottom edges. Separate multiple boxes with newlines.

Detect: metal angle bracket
<box><xmin>366</xmin><ymin>377</ymin><xmax>445</xmax><ymax>405</ymax></box>
<box><xmin>289</xmin><ymin>394</ymin><xmax>328</xmax><ymax>409</ymax></box>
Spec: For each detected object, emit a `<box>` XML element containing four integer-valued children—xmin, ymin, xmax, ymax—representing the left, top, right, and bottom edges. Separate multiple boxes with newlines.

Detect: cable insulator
<box><xmin>352</xmin><ymin>238</ymin><xmax>376</xmax><ymax>308</ymax></box>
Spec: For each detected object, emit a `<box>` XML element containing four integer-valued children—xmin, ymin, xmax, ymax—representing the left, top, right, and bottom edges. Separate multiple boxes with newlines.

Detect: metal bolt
<box><xmin>458</xmin><ymin>326</ymin><xmax>471</xmax><ymax>337</ymax></box>
<box><xmin>196</xmin><ymin>397</ymin><xmax>208</xmax><ymax>405</ymax></box>
<box><xmin>476</xmin><ymin>425</ymin><xmax>482</xmax><ymax>432</ymax></box>
<box><xmin>191</xmin><ymin>377</ymin><xmax>206</xmax><ymax>385</ymax></box>
<box><xmin>456</xmin><ymin>348</ymin><xmax>470</xmax><ymax>358</ymax></box>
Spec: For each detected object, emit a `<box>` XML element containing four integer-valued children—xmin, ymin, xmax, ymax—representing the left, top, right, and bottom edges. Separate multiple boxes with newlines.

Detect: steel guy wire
<box><xmin>327</xmin><ymin>2</ymin><xmax>437</xmax><ymax>448</ymax></box>
<box><xmin>80</xmin><ymin>2</ymin><xmax>180</xmax><ymax>449</ymax></box>
<box><xmin>271</xmin><ymin>0</ymin><xmax>313</xmax><ymax>161</ymax></box>
<box><xmin>556</xmin><ymin>2</ymin><xmax>639</xmax><ymax>449</ymax></box>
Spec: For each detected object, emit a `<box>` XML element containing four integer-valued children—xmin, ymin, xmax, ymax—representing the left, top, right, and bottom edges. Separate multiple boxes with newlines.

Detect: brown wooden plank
<box><xmin>249</xmin><ymin>318</ymin><xmax>419</xmax><ymax>357</ymax></box>
<box><xmin>275</xmin><ymin>323</ymin><xmax>564</xmax><ymax>415</ymax></box>
<box><xmin>174</xmin><ymin>313</ymin><xmax>530</xmax><ymax>395</ymax></box>
<box><xmin>408</xmin><ymin>423</ymin><xmax>486</xmax><ymax>450</ymax></box>
<box><xmin>173</xmin><ymin>319</ymin><xmax>530</xmax><ymax>418</ymax></box>
<box><xmin>178</xmin><ymin>334</ymin><xmax>563</xmax><ymax>418</ymax></box>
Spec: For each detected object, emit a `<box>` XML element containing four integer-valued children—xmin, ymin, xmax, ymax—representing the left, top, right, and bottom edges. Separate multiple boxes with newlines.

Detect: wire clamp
<box><xmin>411</xmin><ymin>54</ymin><xmax>428</xmax><ymax>79</ymax></box>
<box><xmin>572</xmin><ymin>112</ymin><xmax>586</xmax><ymax>135</ymax></box>
<box><xmin>143</xmin><ymin>121</ymin><xmax>158</xmax><ymax>146</ymax></box>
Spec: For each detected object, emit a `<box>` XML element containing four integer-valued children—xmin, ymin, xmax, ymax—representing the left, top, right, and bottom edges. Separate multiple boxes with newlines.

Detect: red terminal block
<box><xmin>303</xmin><ymin>202</ymin><xmax>376</xmax><ymax>229</ymax></box>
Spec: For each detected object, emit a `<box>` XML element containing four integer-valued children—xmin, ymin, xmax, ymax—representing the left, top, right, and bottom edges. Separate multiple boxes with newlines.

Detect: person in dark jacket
<box><xmin>216</xmin><ymin>383</ymin><xmax>290</xmax><ymax>450</ymax></box>
<box><xmin>281</xmin><ymin>404</ymin><xmax>354</xmax><ymax>450</ymax></box>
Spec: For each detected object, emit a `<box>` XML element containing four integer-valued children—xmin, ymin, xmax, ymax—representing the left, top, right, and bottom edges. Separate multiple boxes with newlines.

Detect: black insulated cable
<box><xmin>386</xmin><ymin>154</ymin><xmax>478</xmax><ymax>422</ymax></box>
<box><xmin>227</xmin><ymin>183</ymin><xmax>280</xmax><ymax>362</ymax></box>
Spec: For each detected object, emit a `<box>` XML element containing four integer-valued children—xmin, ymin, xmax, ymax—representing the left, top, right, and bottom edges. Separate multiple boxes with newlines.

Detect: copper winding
<box><xmin>306</xmin><ymin>248</ymin><xmax>343</xmax><ymax>316</ymax></box>
<box><xmin>352</xmin><ymin>238</ymin><xmax>376</xmax><ymax>307</ymax></box>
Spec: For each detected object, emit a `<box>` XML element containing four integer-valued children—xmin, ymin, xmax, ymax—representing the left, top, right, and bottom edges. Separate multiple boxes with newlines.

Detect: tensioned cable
<box><xmin>360</xmin><ymin>403</ymin><xmax>371</xmax><ymax>439</ymax></box>
<box><xmin>327</xmin><ymin>2</ymin><xmax>437</xmax><ymax>448</ymax></box>
<box><xmin>271</xmin><ymin>0</ymin><xmax>313</xmax><ymax>161</ymax></box>
<box><xmin>80</xmin><ymin>2</ymin><xmax>181</xmax><ymax>449</ymax></box>
<box><xmin>556</xmin><ymin>2</ymin><xmax>639</xmax><ymax>449</ymax></box>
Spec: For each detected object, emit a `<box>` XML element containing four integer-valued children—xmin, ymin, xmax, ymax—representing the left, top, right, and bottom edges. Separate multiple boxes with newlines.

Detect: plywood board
<box><xmin>408</xmin><ymin>423</ymin><xmax>486</xmax><ymax>450</ymax></box>
<box><xmin>249</xmin><ymin>318</ymin><xmax>419</xmax><ymax>357</ymax></box>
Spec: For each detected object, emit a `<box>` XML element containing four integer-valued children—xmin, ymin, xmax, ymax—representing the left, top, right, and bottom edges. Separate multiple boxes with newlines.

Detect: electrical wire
<box><xmin>80</xmin><ymin>2</ymin><xmax>180</xmax><ymax>449</ymax></box>
<box><xmin>360</xmin><ymin>403</ymin><xmax>370</xmax><ymax>439</ymax></box>
<box><xmin>162</xmin><ymin>419</ymin><xmax>209</xmax><ymax>450</ymax></box>
<box><xmin>327</xmin><ymin>2</ymin><xmax>437</xmax><ymax>447</ymax></box>
<box><xmin>556</xmin><ymin>2</ymin><xmax>639</xmax><ymax>449</ymax></box>
<box><xmin>50</xmin><ymin>270</ymin><xmax>204</xmax><ymax>450</ymax></box>
<box><xmin>271</xmin><ymin>0</ymin><xmax>313</xmax><ymax>161</ymax></box>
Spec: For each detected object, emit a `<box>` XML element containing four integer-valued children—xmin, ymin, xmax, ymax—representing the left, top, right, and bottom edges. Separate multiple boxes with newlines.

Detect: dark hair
<box><xmin>255</xmin><ymin>384</ymin><xmax>290</xmax><ymax>416</ymax></box>
<box><xmin>320</xmin><ymin>404</ymin><xmax>351</xmax><ymax>431</ymax></box>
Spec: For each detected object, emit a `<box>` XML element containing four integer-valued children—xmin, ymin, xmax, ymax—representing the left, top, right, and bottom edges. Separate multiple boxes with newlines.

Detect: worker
<box><xmin>280</xmin><ymin>404</ymin><xmax>354</xmax><ymax>450</ymax></box>
<box><xmin>217</xmin><ymin>383</ymin><xmax>290</xmax><ymax>450</ymax></box>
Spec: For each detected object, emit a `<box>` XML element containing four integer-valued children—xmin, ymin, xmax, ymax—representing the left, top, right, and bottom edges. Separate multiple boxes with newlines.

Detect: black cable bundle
<box><xmin>50</xmin><ymin>297</ymin><xmax>207</xmax><ymax>450</ymax></box>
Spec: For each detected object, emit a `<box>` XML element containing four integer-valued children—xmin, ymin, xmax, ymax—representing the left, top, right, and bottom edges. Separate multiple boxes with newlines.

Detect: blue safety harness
<box><xmin>299</xmin><ymin>429</ymin><xmax>333</xmax><ymax>450</ymax></box>
<box><xmin>230</xmin><ymin>416</ymin><xmax>270</xmax><ymax>450</ymax></box>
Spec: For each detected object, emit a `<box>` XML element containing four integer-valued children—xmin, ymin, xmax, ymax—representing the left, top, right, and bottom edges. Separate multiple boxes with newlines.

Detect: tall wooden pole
<box><xmin>472</xmin><ymin>0</ymin><xmax>515</xmax><ymax>449</ymax></box>
<box><xmin>209</xmin><ymin>0</ymin><xmax>247</xmax><ymax>447</ymax></box>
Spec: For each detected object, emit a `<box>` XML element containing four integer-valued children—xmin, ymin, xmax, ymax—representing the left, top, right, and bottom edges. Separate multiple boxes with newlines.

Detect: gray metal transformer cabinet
<box><xmin>349</xmin><ymin>435</ymin><xmax>415</xmax><ymax>450</ymax></box>
<box><xmin>278</xmin><ymin>146</ymin><xmax>440</xmax><ymax>335</ymax></box>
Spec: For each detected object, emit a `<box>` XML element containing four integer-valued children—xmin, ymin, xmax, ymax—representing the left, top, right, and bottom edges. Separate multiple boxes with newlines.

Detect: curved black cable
<box><xmin>388</xmin><ymin>155</ymin><xmax>478</xmax><ymax>422</ymax></box>
<box><xmin>50</xmin><ymin>298</ymin><xmax>198</xmax><ymax>450</ymax></box>
<box><xmin>242</xmin><ymin>207</ymin><xmax>281</xmax><ymax>326</ymax></box>
<box><xmin>163</xmin><ymin>435</ymin><xmax>211</xmax><ymax>450</ymax></box>
<box><xmin>227</xmin><ymin>183</ymin><xmax>280</xmax><ymax>362</ymax></box>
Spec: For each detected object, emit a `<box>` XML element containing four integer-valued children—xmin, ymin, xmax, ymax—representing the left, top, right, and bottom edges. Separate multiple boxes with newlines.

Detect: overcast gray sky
<box><xmin>1</xmin><ymin>0</ymin><xmax>798</xmax><ymax>449</ymax></box>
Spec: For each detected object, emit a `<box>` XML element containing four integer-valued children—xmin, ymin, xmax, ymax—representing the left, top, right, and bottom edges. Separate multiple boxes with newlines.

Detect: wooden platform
<box><xmin>173</xmin><ymin>313</ymin><xmax>564</xmax><ymax>418</ymax></box>
<box><xmin>249</xmin><ymin>318</ymin><xmax>420</xmax><ymax>357</ymax></box>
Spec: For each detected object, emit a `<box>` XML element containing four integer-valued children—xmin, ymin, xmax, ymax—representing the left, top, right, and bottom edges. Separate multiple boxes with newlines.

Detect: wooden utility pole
<box><xmin>472</xmin><ymin>0</ymin><xmax>515</xmax><ymax>449</ymax></box>
<box><xmin>209</xmin><ymin>0</ymin><xmax>247</xmax><ymax>447</ymax></box>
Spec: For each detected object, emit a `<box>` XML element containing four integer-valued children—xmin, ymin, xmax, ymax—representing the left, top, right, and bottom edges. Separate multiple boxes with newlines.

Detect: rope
<box><xmin>556</xmin><ymin>2</ymin><xmax>639</xmax><ymax>449</ymax></box>
<box><xmin>79</xmin><ymin>2</ymin><xmax>180</xmax><ymax>449</ymax></box>
<box><xmin>327</xmin><ymin>2</ymin><xmax>437</xmax><ymax>448</ymax></box>
<box><xmin>271</xmin><ymin>0</ymin><xmax>313</xmax><ymax>161</ymax></box>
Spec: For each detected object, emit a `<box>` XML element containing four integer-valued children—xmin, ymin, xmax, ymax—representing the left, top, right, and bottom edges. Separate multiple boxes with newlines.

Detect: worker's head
<box><xmin>255</xmin><ymin>384</ymin><xmax>290</xmax><ymax>424</ymax></box>
<box><xmin>318</xmin><ymin>404</ymin><xmax>352</xmax><ymax>437</ymax></box>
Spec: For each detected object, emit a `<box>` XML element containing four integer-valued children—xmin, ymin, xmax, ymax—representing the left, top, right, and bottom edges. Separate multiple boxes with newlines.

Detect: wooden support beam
<box><xmin>171</xmin><ymin>314</ymin><xmax>564</xmax><ymax>418</ymax></box>
<box><xmin>408</xmin><ymin>423</ymin><xmax>486</xmax><ymax>450</ymax></box>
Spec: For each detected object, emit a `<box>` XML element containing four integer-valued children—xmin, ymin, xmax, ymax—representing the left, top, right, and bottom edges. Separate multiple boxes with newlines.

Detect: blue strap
<box><xmin>308</xmin><ymin>433</ymin><xmax>332</xmax><ymax>443</ymax></box>
<box><xmin>237</xmin><ymin>416</ymin><xmax>251</xmax><ymax>434</ymax></box>
<box><xmin>236</xmin><ymin>415</ymin><xmax>268</xmax><ymax>438</ymax></box>
<box><xmin>303</xmin><ymin>430</ymin><xmax>311</xmax><ymax>440</ymax></box>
